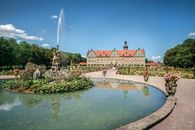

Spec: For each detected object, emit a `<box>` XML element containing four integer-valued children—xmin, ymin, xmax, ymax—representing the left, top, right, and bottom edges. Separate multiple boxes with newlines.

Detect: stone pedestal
<box><xmin>45</xmin><ymin>50</ymin><xmax>68</xmax><ymax>81</ymax></box>
<box><xmin>51</xmin><ymin>50</ymin><xmax>60</xmax><ymax>72</ymax></box>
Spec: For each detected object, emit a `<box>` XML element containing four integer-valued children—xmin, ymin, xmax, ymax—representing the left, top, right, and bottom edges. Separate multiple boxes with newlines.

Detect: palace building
<box><xmin>86</xmin><ymin>41</ymin><xmax>146</xmax><ymax>67</ymax></box>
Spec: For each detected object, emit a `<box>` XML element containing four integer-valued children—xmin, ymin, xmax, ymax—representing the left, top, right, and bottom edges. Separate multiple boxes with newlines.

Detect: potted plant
<box><xmin>102</xmin><ymin>70</ymin><xmax>107</xmax><ymax>76</ymax></box>
<box><xmin>164</xmin><ymin>73</ymin><xmax>180</xmax><ymax>95</ymax></box>
<box><xmin>143</xmin><ymin>67</ymin><xmax>149</xmax><ymax>82</ymax></box>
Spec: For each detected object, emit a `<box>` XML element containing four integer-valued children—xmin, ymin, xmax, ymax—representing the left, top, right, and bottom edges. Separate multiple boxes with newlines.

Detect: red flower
<box><xmin>163</xmin><ymin>73</ymin><xmax>180</xmax><ymax>83</ymax></box>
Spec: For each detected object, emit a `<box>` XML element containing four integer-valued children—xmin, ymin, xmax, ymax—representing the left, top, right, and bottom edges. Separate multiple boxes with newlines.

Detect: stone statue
<box><xmin>44</xmin><ymin>49</ymin><xmax>68</xmax><ymax>82</ymax></box>
<box><xmin>51</xmin><ymin>50</ymin><xmax>60</xmax><ymax>72</ymax></box>
<box><xmin>33</xmin><ymin>68</ymin><xmax>41</xmax><ymax>79</ymax></box>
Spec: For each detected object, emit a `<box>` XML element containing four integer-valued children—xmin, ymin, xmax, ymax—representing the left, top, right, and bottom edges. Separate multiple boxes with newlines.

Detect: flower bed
<box><xmin>1</xmin><ymin>76</ymin><xmax>93</xmax><ymax>94</ymax></box>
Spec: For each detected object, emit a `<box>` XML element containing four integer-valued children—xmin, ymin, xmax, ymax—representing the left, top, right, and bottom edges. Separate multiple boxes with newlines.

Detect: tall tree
<box><xmin>164</xmin><ymin>38</ymin><xmax>195</xmax><ymax>68</ymax></box>
<box><xmin>0</xmin><ymin>37</ymin><xmax>85</xmax><ymax>68</ymax></box>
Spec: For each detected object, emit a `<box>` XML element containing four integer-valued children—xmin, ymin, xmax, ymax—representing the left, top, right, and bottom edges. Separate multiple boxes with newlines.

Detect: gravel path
<box><xmin>84</xmin><ymin>69</ymin><xmax>195</xmax><ymax>130</ymax></box>
<box><xmin>150</xmin><ymin>78</ymin><xmax>195</xmax><ymax>130</ymax></box>
<box><xmin>0</xmin><ymin>75</ymin><xmax>16</xmax><ymax>79</ymax></box>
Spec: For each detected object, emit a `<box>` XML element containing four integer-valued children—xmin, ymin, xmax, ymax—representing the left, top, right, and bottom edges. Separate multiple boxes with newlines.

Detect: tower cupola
<box><xmin>123</xmin><ymin>41</ymin><xmax>128</xmax><ymax>50</ymax></box>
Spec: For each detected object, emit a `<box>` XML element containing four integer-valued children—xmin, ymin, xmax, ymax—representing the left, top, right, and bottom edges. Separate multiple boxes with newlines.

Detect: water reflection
<box><xmin>51</xmin><ymin>96</ymin><xmax>60</xmax><ymax>121</ymax></box>
<box><xmin>143</xmin><ymin>86</ymin><xmax>149</xmax><ymax>96</ymax></box>
<box><xmin>0</xmin><ymin>98</ymin><xmax>21</xmax><ymax>111</ymax></box>
<box><xmin>123</xmin><ymin>90</ymin><xmax>128</xmax><ymax>99</ymax></box>
<box><xmin>0</xmin><ymin>89</ymin><xmax>85</xmax><ymax>121</ymax></box>
<box><xmin>95</xmin><ymin>80</ymin><xmax>150</xmax><ymax>97</ymax></box>
<box><xmin>19</xmin><ymin>95</ymin><xmax>42</xmax><ymax>108</ymax></box>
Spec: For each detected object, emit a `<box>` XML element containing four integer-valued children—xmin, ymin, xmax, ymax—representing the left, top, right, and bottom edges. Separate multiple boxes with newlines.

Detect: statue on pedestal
<box><xmin>51</xmin><ymin>50</ymin><xmax>60</xmax><ymax>72</ymax></box>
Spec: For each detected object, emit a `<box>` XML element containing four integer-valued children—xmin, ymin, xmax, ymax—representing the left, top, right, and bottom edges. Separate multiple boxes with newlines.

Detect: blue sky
<box><xmin>0</xmin><ymin>0</ymin><xmax>195</xmax><ymax>61</ymax></box>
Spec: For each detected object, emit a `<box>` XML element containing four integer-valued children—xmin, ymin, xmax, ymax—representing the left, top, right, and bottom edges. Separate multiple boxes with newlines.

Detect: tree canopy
<box><xmin>164</xmin><ymin>38</ymin><xmax>195</xmax><ymax>68</ymax></box>
<box><xmin>0</xmin><ymin>37</ymin><xmax>86</xmax><ymax>69</ymax></box>
<box><xmin>60</xmin><ymin>52</ymin><xmax>86</xmax><ymax>67</ymax></box>
<box><xmin>0</xmin><ymin>37</ymin><xmax>53</xmax><ymax>67</ymax></box>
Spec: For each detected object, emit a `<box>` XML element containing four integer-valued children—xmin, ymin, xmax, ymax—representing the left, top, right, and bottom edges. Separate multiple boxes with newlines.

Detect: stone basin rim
<box><xmin>0</xmin><ymin>76</ymin><xmax>176</xmax><ymax>130</ymax></box>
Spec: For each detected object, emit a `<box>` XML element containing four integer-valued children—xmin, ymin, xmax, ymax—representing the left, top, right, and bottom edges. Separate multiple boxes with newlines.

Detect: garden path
<box><xmin>84</xmin><ymin>69</ymin><xmax>195</xmax><ymax>130</ymax></box>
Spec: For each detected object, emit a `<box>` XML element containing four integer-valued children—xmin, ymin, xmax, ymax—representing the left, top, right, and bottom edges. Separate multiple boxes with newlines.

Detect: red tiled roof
<box><xmin>93</xmin><ymin>49</ymin><xmax>144</xmax><ymax>57</ymax></box>
<box><xmin>146</xmin><ymin>62</ymin><xmax>160</xmax><ymax>66</ymax></box>
<box><xmin>79</xmin><ymin>62</ymin><xmax>87</xmax><ymax>65</ymax></box>
<box><xmin>94</xmin><ymin>50</ymin><xmax>112</xmax><ymax>57</ymax></box>
<box><xmin>117</xmin><ymin>50</ymin><xmax>137</xmax><ymax>57</ymax></box>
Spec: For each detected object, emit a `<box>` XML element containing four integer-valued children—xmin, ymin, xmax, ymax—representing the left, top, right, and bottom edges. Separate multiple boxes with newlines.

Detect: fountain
<box><xmin>56</xmin><ymin>8</ymin><xmax>64</xmax><ymax>51</ymax></box>
<box><xmin>45</xmin><ymin>8</ymin><xmax>68</xmax><ymax>81</ymax></box>
<box><xmin>52</xmin><ymin>8</ymin><xmax>63</xmax><ymax>71</ymax></box>
<box><xmin>2</xmin><ymin>9</ymin><xmax>93</xmax><ymax>94</ymax></box>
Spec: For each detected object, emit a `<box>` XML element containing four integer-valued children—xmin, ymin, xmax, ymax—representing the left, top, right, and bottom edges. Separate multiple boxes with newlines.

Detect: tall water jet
<box><xmin>51</xmin><ymin>8</ymin><xmax>64</xmax><ymax>71</ymax></box>
<box><xmin>57</xmin><ymin>8</ymin><xmax>64</xmax><ymax>50</ymax></box>
<box><xmin>45</xmin><ymin>8</ymin><xmax>67</xmax><ymax>81</ymax></box>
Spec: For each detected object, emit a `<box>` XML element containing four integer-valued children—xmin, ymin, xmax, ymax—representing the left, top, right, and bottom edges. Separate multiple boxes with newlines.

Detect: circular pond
<box><xmin>0</xmin><ymin>78</ymin><xmax>166</xmax><ymax>130</ymax></box>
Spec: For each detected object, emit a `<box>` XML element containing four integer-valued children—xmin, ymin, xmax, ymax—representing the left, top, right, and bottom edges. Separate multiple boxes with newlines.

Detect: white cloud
<box><xmin>151</xmin><ymin>56</ymin><xmax>161</xmax><ymax>61</ymax></box>
<box><xmin>189</xmin><ymin>32</ymin><xmax>195</xmax><ymax>37</ymax></box>
<box><xmin>41</xmin><ymin>43</ymin><xmax>50</xmax><ymax>47</ymax></box>
<box><xmin>51</xmin><ymin>15</ymin><xmax>58</xmax><ymax>19</ymax></box>
<box><xmin>0</xmin><ymin>24</ymin><xmax>43</xmax><ymax>41</ymax></box>
<box><xmin>82</xmin><ymin>55</ymin><xmax>86</xmax><ymax>58</ymax></box>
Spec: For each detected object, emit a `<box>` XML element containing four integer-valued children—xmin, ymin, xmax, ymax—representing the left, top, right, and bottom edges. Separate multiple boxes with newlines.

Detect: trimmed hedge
<box><xmin>117</xmin><ymin>66</ymin><xmax>194</xmax><ymax>79</ymax></box>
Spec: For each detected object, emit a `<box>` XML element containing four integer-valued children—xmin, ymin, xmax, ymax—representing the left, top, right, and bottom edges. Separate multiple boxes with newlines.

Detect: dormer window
<box><xmin>111</xmin><ymin>50</ymin><xmax>119</xmax><ymax>57</ymax></box>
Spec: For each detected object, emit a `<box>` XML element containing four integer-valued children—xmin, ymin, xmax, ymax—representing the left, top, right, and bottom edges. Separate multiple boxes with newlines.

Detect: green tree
<box><xmin>60</xmin><ymin>52</ymin><xmax>86</xmax><ymax>67</ymax></box>
<box><xmin>0</xmin><ymin>37</ymin><xmax>85</xmax><ymax>69</ymax></box>
<box><xmin>0</xmin><ymin>37</ymin><xmax>53</xmax><ymax>67</ymax></box>
<box><xmin>164</xmin><ymin>38</ymin><xmax>195</xmax><ymax>68</ymax></box>
<box><xmin>145</xmin><ymin>58</ymin><xmax>149</xmax><ymax>63</ymax></box>
<box><xmin>0</xmin><ymin>37</ymin><xmax>17</xmax><ymax>66</ymax></box>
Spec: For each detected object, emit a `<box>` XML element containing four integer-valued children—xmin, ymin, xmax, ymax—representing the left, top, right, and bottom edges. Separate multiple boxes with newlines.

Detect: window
<box><xmin>136</xmin><ymin>51</ymin><xmax>144</xmax><ymax>57</ymax></box>
<box><xmin>111</xmin><ymin>51</ymin><xmax>119</xmax><ymax>57</ymax></box>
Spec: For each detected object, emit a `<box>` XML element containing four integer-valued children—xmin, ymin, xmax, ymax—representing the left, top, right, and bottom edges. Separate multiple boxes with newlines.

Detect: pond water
<box><xmin>0</xmin><ymin>78</ymin><xmax>166</xmax><ymax>130</ymax></box>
